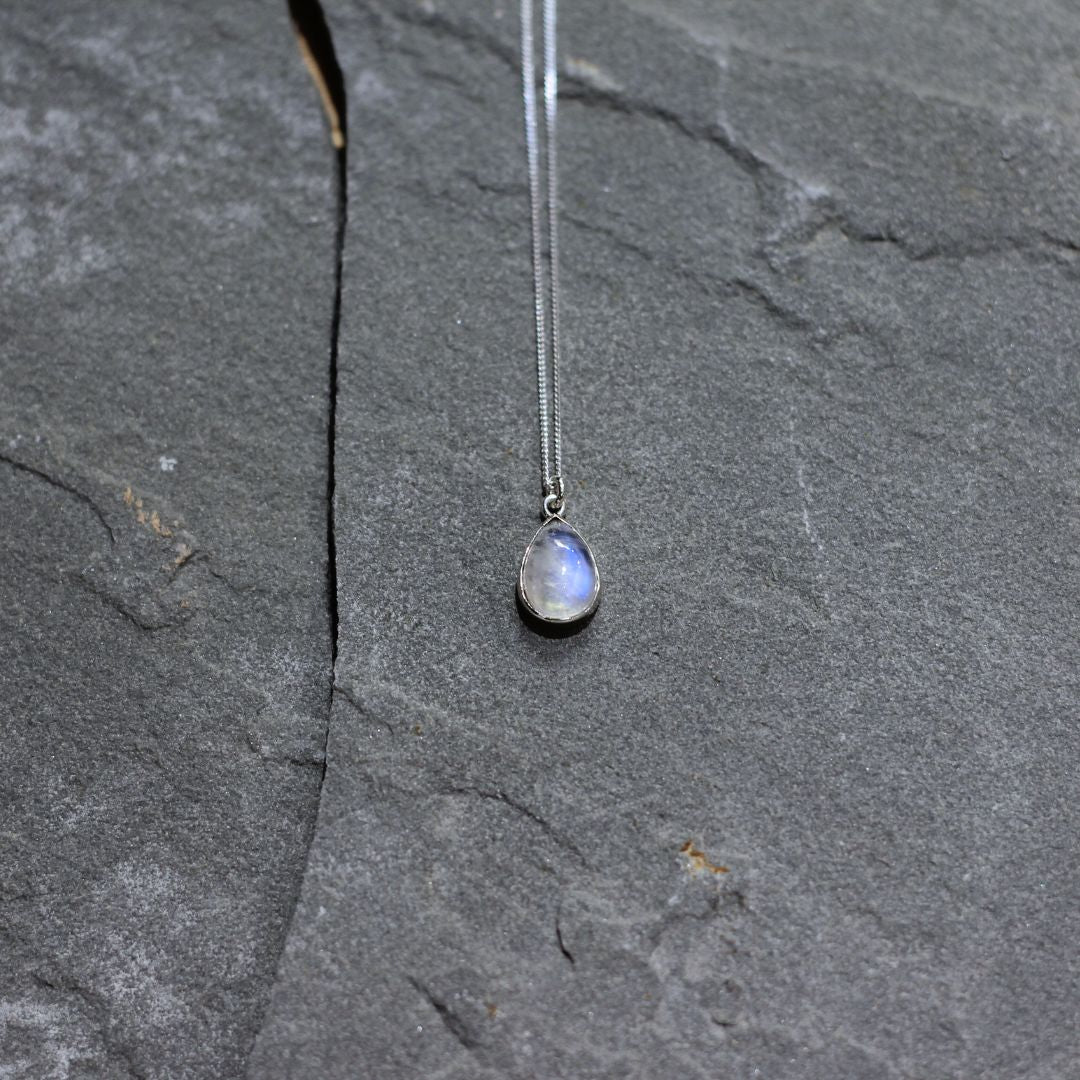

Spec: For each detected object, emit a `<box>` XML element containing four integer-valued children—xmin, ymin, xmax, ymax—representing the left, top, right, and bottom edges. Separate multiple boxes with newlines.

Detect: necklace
<box><xmin>515</xmin><ymin>0</ymin><xmax>601</xmax><ymax>627</ymax></box>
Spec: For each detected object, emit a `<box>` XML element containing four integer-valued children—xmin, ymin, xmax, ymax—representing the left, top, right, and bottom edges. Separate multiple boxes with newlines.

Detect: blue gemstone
<box><xmin>518</xmin><ymin>518</ymin><xmax>600</xmax><ymax>623</ymax></box>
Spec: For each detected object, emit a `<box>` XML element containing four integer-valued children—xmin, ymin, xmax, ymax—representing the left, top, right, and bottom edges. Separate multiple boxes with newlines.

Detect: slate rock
<box><xmin>252</xmin><ymin>0</ymin><xmax>1079</xmax><ymax>1077</ymax></box>
<box><xmin>0</xmin><ymin>2</ymin><xmax>336</xmax><ymax>1076</ymax></box>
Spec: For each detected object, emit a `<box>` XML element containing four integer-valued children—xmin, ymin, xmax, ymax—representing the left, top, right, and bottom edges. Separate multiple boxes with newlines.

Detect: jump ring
<box><xmin>543</xmin><ymin>492</ymin><xmax>564</xmax><ymax>517</ymax></box>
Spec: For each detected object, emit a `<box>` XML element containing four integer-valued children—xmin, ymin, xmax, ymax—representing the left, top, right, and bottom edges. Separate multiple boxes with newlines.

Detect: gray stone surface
<box><xmin>0</xmin><ymin>3</ymin><xmax>335</xmax><ymax>1077</ymax></box>
<box><xmin>250</xmin><ymin>0</ymin><xmax>1080</xmax><ymax>1077</ymax></box>
<box><xmin>5</xmin><ymin>0</ymin><xmax>1080</xmax><ymax>1077</ymax></box>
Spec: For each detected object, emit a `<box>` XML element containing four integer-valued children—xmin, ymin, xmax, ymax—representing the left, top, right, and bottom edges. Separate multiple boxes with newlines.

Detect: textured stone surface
<box><xmin>250</xmin><ymin>1</ymin><xmax>1080</xmax><ymax>1077</ymax></box>
<box><xmin>0</xmin><ymin>3</ymin><xmax>335</xmax><ymax>1077</ymax></box>
<box><xmin>5</xmin><ymin>0</ymin><xmax>1080</xmax><ymax>1077</ymax></box>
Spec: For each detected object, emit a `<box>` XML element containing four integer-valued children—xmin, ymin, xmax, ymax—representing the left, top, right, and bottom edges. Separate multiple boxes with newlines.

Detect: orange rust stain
<box><xmin>486</xmin><ymin>1002</ymin><xmax>497</xmax><ymax>1019</ymax></box>
<box><xmin>149</xmin><ymin>510</ymin><xmax>172</xmax><ymax>537</ymax></box>
<box><xmin>123</xmin><ymin>487</ymin><xmax>175</xmax><ymax>538</ymax></box>
<box><xmin>680</xmin><ymin>840</ymin><xmax>729</xmax><ymax>875</ymax></box>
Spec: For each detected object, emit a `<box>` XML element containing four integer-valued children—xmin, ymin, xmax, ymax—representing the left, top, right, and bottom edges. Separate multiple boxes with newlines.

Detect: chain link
<box><xmin>521</xmin><ymin>0</ymin><xmax>564</xmax><ymax>513</ymax></box>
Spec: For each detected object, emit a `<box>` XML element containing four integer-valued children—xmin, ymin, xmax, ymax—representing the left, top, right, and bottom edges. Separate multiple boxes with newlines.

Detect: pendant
<box><xmin>517</xmin><ymin>514</ymin><xmax>601</xmax><ymax>625</ymax></box>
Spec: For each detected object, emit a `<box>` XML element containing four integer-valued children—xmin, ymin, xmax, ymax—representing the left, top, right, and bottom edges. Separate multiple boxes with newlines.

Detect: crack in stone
<box><xmin>796</xmin><ymin>207</ymin><xmax>1080</xmax><ymax>268</ymax></box>
<box><xmin>562</xmin><ymin>78</ymin><xmax>779</xmax><ymax>188</ymax></box>
<box><xmin>204</xmin><ymin>563</ymin><xmax>271</xmax><ymax>596</ymax></box>
<box><xmin>455</xmin><ymin>168</ymin><xmax>527</xmax><ymax>199</ymax></box>
<box><xmin>645</xmin><ymin>892</ymin><xmax>742</xmax><ymax>955</ymax></box>
<box><xmin>75</xmin><ymin>573</ymin><xmax>194</xmax><ymax>633</ymax></box>
<box><xmin>334</xmin><ymin>683</ymin><xmax>396</xmax><ymax>736</ymax></box>
<box><xmin>561</xmin><ymin>209</ymin><xmax>812</xmax><ymax>331</ymax></box>
<box><xmin>408</xmin><ymin>976</ymin><xmax>483</xmax><ymax>1051</ymax></box>
<box><xmin>244</xmin><ymin>0</ymin><xmax>347</xmax><ymax>1072</ymax></box>
<box><xmin>369</xmin><ymin>0</ymin><xmax>1080</xmax><ymax>282</ymax></box>
<box><xmin>439</xmin><ymin>784</ymin><xmax>586</xmax><ymax>864</ymax></box>
<box><xmin>729</xmin><ymin>277</ymin><xmax>810</xmax><ymax>330</ymax></box>
<box><xmin>0</xmin><ymin>453</ymin><xmax>116</xmax><ymax>544</ymax></box>
<box><xmin>362</xmin><ymin>0</ymin><xmax>517</xmax><ymax>71</ymax></box>
<box><xmin>360</xmin><ymin>0</ymin><xmax>799</xmax><ymax>222</ymax></box>
<box><xmin>370</xmin><ymin>5</ymin><xmax>1080</xmax><ymax>283</ymax></box>
<box><xmin>283</xmin><ymin>0</ymin><xmax>347</xmax><ymax>859</ymax></box>
<box><xmin>555</xmin><ymin>907</ymin><xmax>576</xmax><ymax>966</ymax></box>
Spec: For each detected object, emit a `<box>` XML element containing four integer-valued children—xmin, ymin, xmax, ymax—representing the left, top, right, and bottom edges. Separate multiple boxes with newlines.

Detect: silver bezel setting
<box><xmin>517</xmin><ymin>514</ymin><xmax>602</xmax><ymax>625</ymax></box>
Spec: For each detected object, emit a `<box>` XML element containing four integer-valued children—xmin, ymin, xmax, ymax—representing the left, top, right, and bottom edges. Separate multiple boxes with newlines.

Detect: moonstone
<box><xmin>518</xmin><ymin>517</ymin><xmax>600</xmax><ymax>623</ymax></box>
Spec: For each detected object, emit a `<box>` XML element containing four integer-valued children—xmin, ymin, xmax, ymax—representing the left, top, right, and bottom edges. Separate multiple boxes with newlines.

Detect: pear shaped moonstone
<box><xmin>518</xmin><ymin>517</ymin><xmax>601</xmax><ymax>624</ymax></box>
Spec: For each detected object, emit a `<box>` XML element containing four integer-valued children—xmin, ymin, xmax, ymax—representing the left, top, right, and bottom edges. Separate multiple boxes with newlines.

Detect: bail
<box><xmin>543</xmin><ymin>476</ymin><xmax>565</xmax><ymax>517</ymax></box>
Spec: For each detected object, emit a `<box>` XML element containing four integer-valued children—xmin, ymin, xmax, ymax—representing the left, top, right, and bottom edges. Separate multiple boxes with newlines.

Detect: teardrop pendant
<box><xmin>517</xmin><ymin>515</ymin><xmax>601</xmax><ymax>625</ymax></box>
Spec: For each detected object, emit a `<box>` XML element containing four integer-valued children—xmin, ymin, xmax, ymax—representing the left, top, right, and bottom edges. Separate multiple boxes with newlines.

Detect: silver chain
<box><xmin>521</xmin><ymin>0</ymin><xmax>564</xmax><ymax>516</ymax></box>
